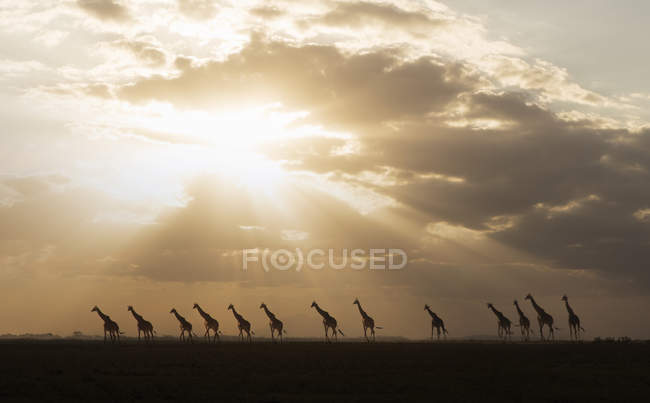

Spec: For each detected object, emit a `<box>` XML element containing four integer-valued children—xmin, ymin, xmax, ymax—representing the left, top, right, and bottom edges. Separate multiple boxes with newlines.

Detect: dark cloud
<box><xmin>76</xmin><ymin>0</ymin><xmax>130</xmax><ymax>22</ymax></box>
<box><xmin>113</xmin><ymin>36</ymin><xmax>650</xmax><ymax>290</ymax></box>
<box><xmin>304</xmin><ymin>1</ymin><xmax>447</xmax><ymax>30</ymax></box>
<box><xmin>249</xmin><ymin>5</ymin><xmax>285</xmax><ymax>19</ymax></box>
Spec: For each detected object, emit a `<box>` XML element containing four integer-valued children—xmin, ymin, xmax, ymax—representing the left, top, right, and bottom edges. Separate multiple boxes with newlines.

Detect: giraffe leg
<box><xmin>431</xmin><ymin>323</ymin><xmax>434</xmax><ymax>341</ymax></box>
<box><xmin>371</xmin><ymin>327</ymin><xmax>375</xmax><ymax>342</ymax></box>
<box><xmin>363</xmin><ymin>326</ymin><xmax>369</xmax><ymax>343</ymax></box>
<box><xmin>436</xmin><ymin>327</ymin><xmax>441</xmax><ymax>341</ymax></box>
<box><xmin>270</xmin><ymin>324</ymin><xmax>275</xmax><ymax>343</ymax></box>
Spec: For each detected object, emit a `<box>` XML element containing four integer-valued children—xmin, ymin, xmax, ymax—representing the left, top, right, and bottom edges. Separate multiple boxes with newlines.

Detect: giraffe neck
<box><xmin>129</xmin><ymin>309</ymin><xmax>144</xmax><ymax>322</ymax></box>
<box><xmin>425</xmin><ymin>307</ymin><xmax>435</xmax><ymax>319</ymax></box>
<box><xmin>173</xmin><ymin>311</ymin><xmax>185</xmax><ymax>323</ymax></box>
<box><xmin>489</xmin><ymin>306</ymin><xmax>500</xmax><ymax>317</ymax></box>
<box><xmin>564</xmin><ymin>300</ymin><xmax>575</xmax><ymax>315</ymax></box>
<box><xmin>196</xmin><ymin>305</ymin><xmax>210</xmax><ymax>320</ymax></box>
<box><xmin>95</xmin><ymin>309</ymin><xmax>109</xmax><ymax>322</ymax></box>
<box><xmin>514</xmin><ymin>303</ymin><xmax>525</xmax><ymax>317</ymax></box>
<box><xmin>356</xmin><ymin>303</ymin><xmax>369</xmax><ymax>319</ymax></box>
<box><xmin>314</xmin><ymin>304</ymin><xmax>329</xmax><ymax>319</ymax></box>
<box><xmin>529</xmin><ymin>297</ymin><xmax>544</xmax><ymax>315</ymax></box>
<box><xmin>262</xmin><ymin>306</ymin><xmax>275</xmax><ymax>320</ymax></box>
<box><xmin>231</xmin><ymin>308</ymin><xmax>243</xmax><ymax>322</ymax></box>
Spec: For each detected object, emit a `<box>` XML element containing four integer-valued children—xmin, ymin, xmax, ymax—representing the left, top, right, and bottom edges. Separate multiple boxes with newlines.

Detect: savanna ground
<box><xmin>0</xmin><ymin>339</ymin><xmax>649</xmax><ymax>402</ymax></box>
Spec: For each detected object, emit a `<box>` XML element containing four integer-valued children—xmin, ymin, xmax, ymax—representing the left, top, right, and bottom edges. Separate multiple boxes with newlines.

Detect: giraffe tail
<box><xmin>554</xmin><ymin>327</ymin><xmax>561</xmax><ymax>330</ymax></box>
<box><xmin>337</xmin><ymin>329</ymin><xmax>345</xmax><ymax>336</ymax></box>
<box><xmin>580</xmin><ymin>326</ymin><xmax>586</xmax><ymax>332</ymax></box>
<box><xmin>119</xmin><ymin>331</ymin><xmax>125</xmax><ymax>334</ymax></box>
<box><xmin>375</xmin><ymin>326</ymin><xmax>383</xmax><ymax>330</ymax></box>
<box><xmin>283</xmin><ymin>329</ymin><xmax>287</xmax><ymax>334</ymax></box>
<box><xmin>251</xmin><ymin>330</ymin><xmax>255</xmax><ymax>335</ymax></box>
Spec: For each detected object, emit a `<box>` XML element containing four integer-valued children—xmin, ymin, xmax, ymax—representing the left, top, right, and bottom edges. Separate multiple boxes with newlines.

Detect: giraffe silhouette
<box><xmin>513</xmin><ymin>300</ymin><xmax>532</xmax><ymax>341</ymax></box>
<box><xmin>561</xmin><ymin>295</ymin><xmax>585</xmax><ymax>341</ymax></box>
<box><xmin>170</xmin><ymin>308</ymin><xmax>194</xmax><ymax>343</ymax></box>
<box><xmin>260</xmin><ymin>303</ymin><xmax>285</xmax><ymax>343</ymax></box>
<box><xmin>127</xmin><ymin>305</ymin><xmax>155</xmax><ymax>342</ymax></box>
<box><xmin>353</xmin><ymin>298</ymin><xmax>382</xmax><ymax>342</ymax></box>
<box><xmin>91</xmin><ymin>306</ymin><xmax>122</xmax><ymax>343</ymax></box>
<box><xmin>311</xmin><ymin>301</ymin><xmax>344</xmax><ymax>342</ymax></box>
<box><xmin>424</xmin><ymin>304</ymin><xmax>448</xmax><ymax>341</ymax></box>
<box><xmin>228</xmin><ymin>304</ymin><xmax>254</xmax><ymax>343</ymax></box>
<box><xmin>487</xmin><ymin>303</ymin><xmax>512</xmax><ymax>340</ymax></box>
<box><xmin>525</xmin><ymin>294</ymin><xmax>557</xmax><ymax>341</ymax></box>
<box><xmin>193</xmin><ymin>303</ymin><xmax>221</xmax><ymax>343</ymax></box>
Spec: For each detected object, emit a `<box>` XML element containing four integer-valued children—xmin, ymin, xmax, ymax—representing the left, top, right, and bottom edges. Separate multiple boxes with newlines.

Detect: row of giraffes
<box><xmin>486</xmin><ymin>294</ymin><xmax>585</xmax><ymax>341</ymax></box>
<box><xmin>90</xmin><ymin>294</ymin><xmax>584</xmax><ymax>344</ymax></box>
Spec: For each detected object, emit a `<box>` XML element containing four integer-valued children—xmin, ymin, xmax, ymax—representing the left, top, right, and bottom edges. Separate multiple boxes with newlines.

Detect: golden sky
<box><xmin>1</xmin><ymin>0</ymin><xmax>650</xmax><ymax>339</ymax></box>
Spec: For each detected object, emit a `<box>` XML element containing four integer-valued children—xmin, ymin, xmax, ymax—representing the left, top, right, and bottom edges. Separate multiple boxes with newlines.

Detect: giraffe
<box><xmin>561</xmin><ymin>295</ymin><xmax>585</xmax><ymax>341</ymax></box>
<box><xmin>513</xmin><ymin>300</ymin><xmax>532</xmax><ymax>341</ymax></box>
<box><xmin>170</xmin><ymin>308</ymin><xmax>194</xmax><ymax>343</ymax></box>
<box><xmin>525</xmin><ymin>294</ymin><xmax>556</xmax><ymax>341</ymax></box>
<box><xmin>487</xmin><ymin>303</ymin><xmax>512</xmax><ymax>340</ymax></box>
<box><xmin>91</xmin><ymin>306</ymin><xmax>122</xmax><ymax>343</ymax></box>
<box><xmin>260</xmin><ymin>303</ymin><xmax>285</xmax><ymax>343</ymax></box>
<box><xmin>193</xmin><ymin>303</ymin><xmax>221</xmax><ymax>343</ymax></box>
<box><xmin>353</xmin><ymin>298</ymin><xmax>382</xmax><ymax>342</ymax></box>
<box><xmin>227</xmin><ymin>304</ymin><xmax>254</xmax><ymax>343</ymax></box>
<box><xmin>310</xmin><ymin>301</ymin><xmax>344</xmax><ymax>343</ymax></box>
<box><xmin>127</xmin><ymin>305</ymin><xmax>155</xmax><ymax>342</ymax></box>
<box><xmin>424</xmin><ymin>304</ymin><xmax>448</xmax><ymax>341</ymax></box>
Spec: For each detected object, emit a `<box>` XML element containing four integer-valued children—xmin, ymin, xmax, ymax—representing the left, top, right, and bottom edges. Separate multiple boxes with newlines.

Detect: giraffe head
<box><xmin>513</xmin><ymin>300</ymin><xmax>518</xmax><ymax>306</ymax></box>
<box><xmin>561</xmin><ymin>295</ymin><xmax>568</xmax><ymax>302</ymax></box>
<box><xmin>353</xmin><ymin>298</ymin><xmax>360</xmax><ymax>305</ymax></box>
<box><xmin>487</xmin><ymin>303</ymin><xmax>494</xmax><ymax>309</ymax></box>
<box><xmin>127</xmin><ymin>305</ymin><xmax>133</xmax><ymax>312</ymax></box>
<box><xmin>525</xmin><ymin>293</ymin><xmax>533</xmax><ymax>301</ymax></box>
<box><xmin>310</xmin><ymin>301</ymin><xmax>317</xmax><ymax>308</ymax></box>
<box><xmin>259</xmin><ymin>303</ymin><xmax>266</xmax><ymax>309</ymax></box>
<box><xmin>423</xmin><ymin>304</ymin><xmax>430</xmax><ymax>311</ymax></box>
<box><xmin>192</xmin><ymin>303</ymin><xmax>199</xmax><ymax>310</ymax></box>
<box><xmin>170</xmin><ymin>308</ymin><xmax>177</xmax><ymax>314</ymax></box>
<box><xmin>91</xmin><ymin>305</ymin><xmax>99</xmax><ymax>312</ymax></box>
<box><xmin>227</xmin><ymin>304</ymin><xmax>234</xmax><ymax>311</ymax></box>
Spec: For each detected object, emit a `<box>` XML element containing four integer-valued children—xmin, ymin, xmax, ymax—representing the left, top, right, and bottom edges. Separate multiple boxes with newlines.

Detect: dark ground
<box><xmin>0</xmin><ymin>340</ymin><xmax>649</xmax><ymax>402</ymax></box>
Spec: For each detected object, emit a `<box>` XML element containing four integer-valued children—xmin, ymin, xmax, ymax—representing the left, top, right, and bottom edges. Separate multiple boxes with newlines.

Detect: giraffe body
<box><xmin>311</xmin><ymin>302</ymin><xmax>344</xmax><ymax>342</ymax></box>
<box><xmin>228</xmin><ymin>304</ymin><xmax>253</xmax><ymax>342</ymax></box>
<box><xmin>170</xmin><ymin>308</ymin><xmax>194</xmax><ymax>343</ymax></box>
<box><xmin>260</xmin><ymin>303</ymin><xmax>285</xmax><ymax>343</ymax></box>
<box><xmin>193</xmin><ymin>303</ymin><xmax>221</xmax><ymax>343</ymax></box>
<box><xmin>561</xmin><ymin>295</ymin><xmax>584</xmax><ymax>341</ymax></box>
<box><xmin>424</xmin><ymin>305</ymin><xmax>448</xmax><ymax>341</ymax></box>
<box><xmin>513</xmin><ymin>300</ymin><xmax>532</xmax><ymax>341</ymax></box>
<box><xmin>353</xmin><ymin>298</ymin><xmax>378</xmax><ymax>342</ymax></box>
<box><xmin>91</xmin><ymin>306</ymin><xmax>121</xmax><ymax>343</ymax></box>
<box><xmin>128</xmin><ymin>306</ymin><xmax>154</xmax><ymax>342</ymax></box>
<box><xmin>487</xmin><ymin>303</ymin><xmax>512</xmax><ymax>340</ymax></box>
<box><xmin>525</xmin><ymin>294</ymin><xmax>555</xmax><ymax>341</ymax></box>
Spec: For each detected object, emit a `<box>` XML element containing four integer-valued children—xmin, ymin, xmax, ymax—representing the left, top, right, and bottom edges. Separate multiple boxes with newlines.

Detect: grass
<box><xmin>0</xmin><ymin>340</ymin><xmax>649</xmax><ymax>402</ymax></box>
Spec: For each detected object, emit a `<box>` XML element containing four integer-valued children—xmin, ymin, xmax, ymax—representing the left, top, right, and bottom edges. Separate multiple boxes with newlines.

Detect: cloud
<box><xmin>177</xmin><ymin>0</ymin><xmax>220</xmax><ymax>20</ymax></box>
<box><xmin>309</xmin><ymin>1</ymin><xmax>448</xmax><ymax>30</ymax></box>
<box><xmin>76</xmin><ymin>0</ymin><xmax>130</xmax><ymax>22</ymax></box>
<box><xmin>111</xmin><ymin>37</ymin><xmax>167</xmax><ymax>66</ymax></box>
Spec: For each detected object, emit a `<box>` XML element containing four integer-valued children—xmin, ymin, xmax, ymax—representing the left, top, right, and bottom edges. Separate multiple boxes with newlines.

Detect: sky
<box><xmin>1</xmin><ymin>0</ymin><xmax>650</xmax><ymax>340</ymax></box>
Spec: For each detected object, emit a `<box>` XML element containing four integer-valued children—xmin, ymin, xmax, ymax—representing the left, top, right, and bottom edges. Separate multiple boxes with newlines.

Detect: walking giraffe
<box><xmin>127</xmin><ymin>305</ymin><xmax>154</xmax><ymax>342</ymax></box>
<box><xmin>424</xmin><ymin>304</ymin><xmax>448</xmax><ymax>341</ymax></box>
<box><xmin>193</xmin><ymin>303</ymin><xmax>221</xmax><ymax>343</ymax></box>
<box><xmin>561</xmin><ymin>295</ymin><xmax>585</xmax><ymax>341</ymax></box>
<box><xmin>487</xmin><ymin>303</ymin><xmax>512</xmax><ymax>340</ymax></box>
<box><xmin>91</xmin><ymin>306</ymin><xmax>121</xmax><ymax>343</ymax></box>
<box><xmin>227</xmin><ymin>304</ymin><xmax>253</xmax><ymax>343</ymax></box>
<box><xmin>170</xmin><ymin>308</ymin><xmax>193</xmax><ymax>343</ymax></box>
<box><xmin>513</xmin><ymin>300</ymin><xmax>532</xmax><ymax>341</ymax></box>
<box><xmin>260</xmin><ymin>303</ymin><xmax>285</xmax><ymax>343</ymax></box>
<box><xmin>353</xmin><ymin>298</ymin><xmax>382</xmax><ymax>342</ymax></box>
<box><xmin>525</xmin><ymin>294</ymin><xmax>556</xmax><ymax>341</ymax></box>
<box><xmin>311</xmin><ymin>301</ymin><xmax>344</xmax><ymax>343</ymax></box>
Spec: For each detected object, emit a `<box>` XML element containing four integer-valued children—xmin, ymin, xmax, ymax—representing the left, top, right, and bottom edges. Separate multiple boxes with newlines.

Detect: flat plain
<box><xmin>0</xmin><ymin>340</ymin><xmax>648</xmax><ymax>402</ymax></box>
